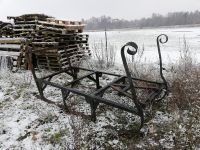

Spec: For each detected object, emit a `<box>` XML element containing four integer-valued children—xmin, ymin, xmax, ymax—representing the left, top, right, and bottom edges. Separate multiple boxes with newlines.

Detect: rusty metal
<box><xmin>27</xmin><ymin>34</ymin><xmax>169</xmax><ymax>131</ymax></box>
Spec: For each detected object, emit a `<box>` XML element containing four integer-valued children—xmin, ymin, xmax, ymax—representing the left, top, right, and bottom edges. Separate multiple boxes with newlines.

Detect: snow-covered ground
<box><xmin>0</xmin><ymin>64</ymin><xmax>200</xmax><ymax>149</ymax></box>
<box><xmin>0</xmin><ymin>27</ymin><xmax>200</xmax><ymax>149</ymax></box>
<box><xmin>87</xmin><ymin>26</ymin><xmax>200</xmax><ymax>64</ymax></box>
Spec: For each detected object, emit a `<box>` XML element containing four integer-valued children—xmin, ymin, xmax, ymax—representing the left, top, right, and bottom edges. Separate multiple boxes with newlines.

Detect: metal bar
<box><xmin>41</xmin><ymin>79</ymin><xmax>139</xmax><ymax>115</ymax></box>
<box><xmin>156</xmin><ymin>34</ymin><xmax>169</xmax><ymax>96</ymax></box>
<box><xmin>65</xmin><ymin>71</ymin><xmax>74</xmax><ymax>77</ymax></box>
<box><xmin>26</xmin><ymin>47</ymin><xmax>45</xmax><ymax>98</ymax></box>
<box><xmin>86</xmin><ymin>97</ymin><xmax>99</xmax><ymax>122</ymax></box>
<box><xmin>41</xmin><ymin>68</ymin><xmax>70</xmax><ymax>79</ymax></box>
<box><xmin>111</xmin><ymin>83</ymin><xmax>126</xmax><ymax>88</ymax></box>
<box><xmin>111</xmin><ymin>85</ymin><xmax>132</xmax><ymax>99</ymax></box>
<box><xmin>61</xmin><ymin>89</ymin><xmax>70</xmax><ymax>112</ymax></box>
<box><xmin>72</xmin><ymin>66</ymin><xmax>121</xmax><ymax>77</ymax></box>
<box><xmin>121</xmin><ymin>42</ymin><xmax>144</xmax><ymax>129</ymax></box>
<box><xmin>93</xmin><ymin>76</ymin><xmax>125</xmax><ymax>95</ymax></box>
<box><xmin>71</xmin><ymin>66</ymin><xmax>163</xmax><ymax>84</ymax></box>
<box><xmin>64</xmin><ymin>72</ymin><xmax>96</xmax><ymax>86</ymax></box>
<box><xmin>121</xmin><ymin>85</ymin><xmax>131</xmax><ymax>93</ymax></box>
<box><xmin>38</xmin><ymin>65</ymin><xmax>163</xmax><ymax>85</ymax></box>
<box><xmin>134</xmin><ymin>85</ymin><xmax>159</xmax><ymax>90</ymax></box>
<box><xmin>42</xmin><ymin>76</ymin><xmax>53</xmax><ymax>91</ymax></box>
<box><xmin>95</xmin><ymin>72</ymin><xmax>102</xmax><ymax>89</ymax></box>
<box><xmin>86</xmin><ymin>75</ymin><xmax>96</xmax><ymax>83</ymax></box>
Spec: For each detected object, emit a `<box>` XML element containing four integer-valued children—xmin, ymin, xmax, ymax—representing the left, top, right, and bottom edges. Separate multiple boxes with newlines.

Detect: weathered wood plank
<box><xmin>0</xmin><ymin>38</ymin><xmax>26</xmax><ymax>44</ymax></box>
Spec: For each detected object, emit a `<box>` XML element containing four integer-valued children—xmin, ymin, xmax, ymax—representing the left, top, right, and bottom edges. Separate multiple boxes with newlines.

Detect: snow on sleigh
<box><xmin>27</xmin><ymin>34</ymin><xmax>169</xmax><ymax>131</ymax></box>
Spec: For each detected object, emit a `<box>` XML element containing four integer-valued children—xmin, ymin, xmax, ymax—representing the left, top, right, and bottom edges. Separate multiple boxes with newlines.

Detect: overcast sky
<box><xmin>0</xmin><ymin>0</ymin><xmax>200</xmax><ymax>21</ymax></box>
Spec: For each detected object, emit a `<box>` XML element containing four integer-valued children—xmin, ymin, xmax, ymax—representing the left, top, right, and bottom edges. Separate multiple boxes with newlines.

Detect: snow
<box><xmin>87</xmin><ymin>26</ymin><xmax>200</xmax><ymax>64</ymax></box>
<box><xmin>153</xmin><ymin>111</ymin><xmax>174</xmax><ymax>124</ymax></box>
<box><xmin>0</xmin><ymin>71</ymin><xmax>74</xmax><ymax>149</ymax></box>
<box><xmin>0</xmin><ymin>92</ymin><xmax>3</xmax><ymax>99</ymax></box>
<box><xmin>0</xmin><ymin>27</ymin><xmax>200</xmax><ymax>149</ymax></box>
<box><xmin>0</xmin><ymin>67</ymin><xmax>199</xmax><ymax>149</ymax></box>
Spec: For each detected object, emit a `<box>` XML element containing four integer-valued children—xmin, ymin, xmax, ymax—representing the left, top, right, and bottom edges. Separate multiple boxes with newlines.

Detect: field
<box><xmin>0</xmin><ymin>27</ymin><xmax>200</xmax><ymax>149</ymax></box>
<box><xmin>87</xmin><ymin>26</ymin><xmax>200</xmax><ymax>64</ymax></box>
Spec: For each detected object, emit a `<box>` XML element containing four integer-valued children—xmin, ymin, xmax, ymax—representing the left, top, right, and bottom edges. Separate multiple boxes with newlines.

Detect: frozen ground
<box><xmin>0</xmin><ymin>64</ymin><xmax>200</xmax><ymax>149</ymax></box>
<box><xmin>87</xmin><ymin>26</ymin><xmax>200</xmax><ymax>64</ymax></box>
<box><xmin>0</xmin><ymin>26</ymin><xmax>200</xmax><ymax>149</ymax></box>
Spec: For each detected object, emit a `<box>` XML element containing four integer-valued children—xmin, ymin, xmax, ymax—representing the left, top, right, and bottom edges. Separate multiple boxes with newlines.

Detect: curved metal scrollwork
<box><xmin>156</xmin><ymin>34</ymin><xmax>169</xmax><ymax>100</ymax></box>
<box><xmin>121</xmin><ymin>35</ymin><xmax>169</xmax><ymax>129</ymax></box>
<box><xmin>121</xmin><ymin>42</ymin><xmax>138</xmax><ymax>101</ymax></box>
<box><xmin>121</xmin><ymin>42</ymin><xmax>144</xmax><ymax>129</ymax></box>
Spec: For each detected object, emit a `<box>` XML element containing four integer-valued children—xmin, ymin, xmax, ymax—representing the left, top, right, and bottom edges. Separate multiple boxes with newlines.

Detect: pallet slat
<box><xmin>0</xmin><ymin>13</ymin><xmax>90</xmax><ymax>71</ymax></box>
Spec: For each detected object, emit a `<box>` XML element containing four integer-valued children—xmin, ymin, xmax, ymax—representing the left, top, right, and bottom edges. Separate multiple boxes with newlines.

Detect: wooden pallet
<box><xmin>0</xmin><ymin>38</ymin><xmax>28</xmax><ymax>71</ymax></box>
<box><xmin>1</xmin><ymin>14</ymin><xmax>90</xmax><ymax>71</ymax></box>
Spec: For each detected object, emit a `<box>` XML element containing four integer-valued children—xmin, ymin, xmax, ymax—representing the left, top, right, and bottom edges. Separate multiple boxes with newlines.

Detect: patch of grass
<box><xmin>44</xmin><ymin>127</ymin><xmax>51</xmax><ymax>133</ymax></box>
<box><xmin>87</xmin><ymin>40</ymin><xmax>116</xmax><ymax>69</ymax></box>
<box><xmin>20</xmin><ymin>104</ymin><xmax>34</xmax><ymax>110</ymax></box>
<box><xmin>38</xmin><ymin>113</ymin><xmax>58</xmax><ymax>124</ymax></box>
<box><xmin>0</xmin><ymin>102</ymin><xmax>4</xmax><ymax>108</ymax></box>
<box><xmin>4</xmin><ymin>88</ymin><xmax>14</xmax><ymax>96</ymax></box>
<box><xmin>42</xmin><ymin>128</ymin><xmax>69</xmax><ymax>145</ymax></box>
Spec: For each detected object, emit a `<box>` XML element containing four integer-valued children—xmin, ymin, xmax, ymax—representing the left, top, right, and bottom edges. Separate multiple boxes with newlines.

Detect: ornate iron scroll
<box><xmin>156</xmin><ymin>34</ymin><xmax>168</xmax><ymax>101</ymax></box>
<box><xmin>121</xmin><ymin>42</ymin><xmax>144</xmax><ymax>129</ymax></box>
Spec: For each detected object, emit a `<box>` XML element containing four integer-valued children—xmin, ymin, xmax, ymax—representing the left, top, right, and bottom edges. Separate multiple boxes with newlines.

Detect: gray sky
<box><xmin>0</xmin><ymin>0</ymin><xmax>200</xmax><ymax>21</ymax></box>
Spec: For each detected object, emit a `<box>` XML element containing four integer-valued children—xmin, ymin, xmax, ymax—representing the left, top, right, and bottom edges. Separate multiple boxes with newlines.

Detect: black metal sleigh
<box><xmin>27</xmin><ymin>34</ymin><xmax>169</xmax><ymax>131</ymax></box>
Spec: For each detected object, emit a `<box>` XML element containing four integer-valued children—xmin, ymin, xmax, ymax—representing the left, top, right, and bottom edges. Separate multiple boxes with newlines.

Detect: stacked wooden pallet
<box><xmin>0</xmin><ymin>14</ymin><xmax>90</xmax><ymax>71</ymax></box>
<box><xmin>0</xmin><ymin>21</ymin><xmax>13</xmax><ymax>37</ymax></box>
<box><xmin>0</xmin><ymin>38</ymin><xmax>27</xmax><ymax>71</ymax></box>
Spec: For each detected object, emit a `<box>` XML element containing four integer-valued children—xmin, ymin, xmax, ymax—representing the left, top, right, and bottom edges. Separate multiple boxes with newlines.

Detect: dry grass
<box><xmin>162</xmin><ymin>37</ymin><xmax>200</xmax><ymax>149</ymax></box>
<box><xmin>88</xmin><ymin>40</ymin><xmax>116</xmax><ymax>69</ymax></box>
<box><xmin>169</xmin><ymin>37</ymin><xmax>200</xmax><ymax>110</ymax></box>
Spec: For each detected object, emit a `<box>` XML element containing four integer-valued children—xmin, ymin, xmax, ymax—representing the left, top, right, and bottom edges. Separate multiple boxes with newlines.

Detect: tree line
<box><xmin>83</xmin><ymin>10</ymin><xmax>200</xmax><ymax>30</ymax></box>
